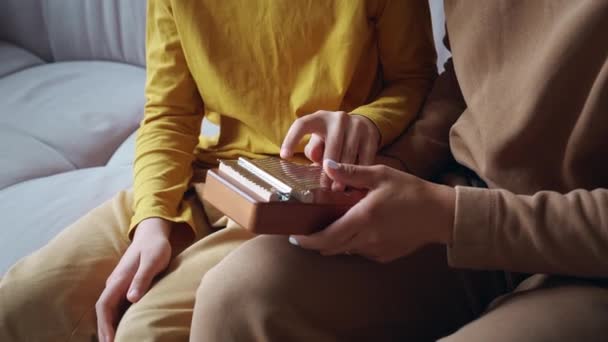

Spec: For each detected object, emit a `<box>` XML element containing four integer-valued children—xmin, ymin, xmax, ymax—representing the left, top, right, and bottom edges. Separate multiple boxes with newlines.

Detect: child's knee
<box><xmin>0</xmin><ymin>272</ymin><xmax>73</xmax><ymax>340</ymax></box>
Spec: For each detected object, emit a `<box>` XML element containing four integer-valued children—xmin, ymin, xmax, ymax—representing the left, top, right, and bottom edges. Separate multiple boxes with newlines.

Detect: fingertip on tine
<box><xmin>280</xmin><ymin>147</ymin><xmax>291</xmax><ymax>159</ymax></box>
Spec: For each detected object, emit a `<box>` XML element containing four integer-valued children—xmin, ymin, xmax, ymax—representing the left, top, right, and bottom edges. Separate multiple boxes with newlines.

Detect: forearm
<box><xmin>355</xmin><ymin>0</ymin><xmax>436</xmax><ymax>148</ymax></box>
<box><xmin>448</xmin><ymin>187</ymin><xmax>608</xmax><ymax>277</ymax></box>
<box><xmin>130</xmin><ymin>0</ymin><xmax>204</xmax><ymax>237</ymax></box>
<box><xmin>131</xmin><ymin>113</ymin><xmax>202</xmax><ymax>234</ymax></box>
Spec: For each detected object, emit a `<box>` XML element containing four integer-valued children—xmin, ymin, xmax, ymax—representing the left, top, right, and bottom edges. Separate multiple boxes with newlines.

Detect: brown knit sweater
<box><xmin>387</xmin><ymin>0</ymin><xmax>608</xmax><ymax>277</ymax></box>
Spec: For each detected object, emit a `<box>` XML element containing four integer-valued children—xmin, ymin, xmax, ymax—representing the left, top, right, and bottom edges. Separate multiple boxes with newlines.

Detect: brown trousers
<box><xmin>1</xmin><ymin>190</ymin><xmax>607</xmax><ymax>341</ymax></box>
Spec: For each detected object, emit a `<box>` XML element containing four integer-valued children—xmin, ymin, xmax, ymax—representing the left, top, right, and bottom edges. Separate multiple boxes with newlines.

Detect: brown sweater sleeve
<box><xmin>382</xmin><ymin>55</ymin><xmax>466</xmax><ymax>180</ymax></box>
<box><xmin>449</xmin><ymin>186</ymin><xmax>608</xmax><ymax>277</ymax></box>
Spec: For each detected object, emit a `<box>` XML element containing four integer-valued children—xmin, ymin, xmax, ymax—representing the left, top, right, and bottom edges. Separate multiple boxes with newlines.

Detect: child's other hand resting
<box><xmin>95</xmin><ymin>218</ymin><xmax>172</xmax><ymax>342</ymax></box>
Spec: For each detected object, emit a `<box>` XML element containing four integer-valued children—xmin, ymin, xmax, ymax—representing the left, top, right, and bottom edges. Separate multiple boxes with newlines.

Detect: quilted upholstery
<box><xmin>0</xmin><ymin>0</ymin><xmax>146</xmax><ymax>65</ymax></box>
<box><xmin>0</xmin><ymin>0</ymin><xmax>146</xmax><ymax>274</ymax></box>
<box><xmin>0</xmin><ymin>62</ymin><xmax>145</xmax><ymax>189</ymax></box>
<box><xmin>0</xmin><ymin>42</ymin><xmax>44</xmax><ymax>77</ymax></box>
<box><xmin>0</xmin><ymin>167</ymin><xmax>133</xmax><ymax>272</ymax></box>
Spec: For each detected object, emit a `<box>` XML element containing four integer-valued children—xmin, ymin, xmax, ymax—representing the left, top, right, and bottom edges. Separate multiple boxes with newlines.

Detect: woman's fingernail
<box><xmin>288</xmin><ymin>236</ymin><xmax>299</xmax><ymax>246</ymax></box>
<box><xmin>128</xmin><ymin>288</ymin><xmax>138</xmax><ymax>299</ymax></box>
<box><xmin>324</xmin><ymin>159</ymin><xmax>340</xmax><ymax>170</ymax></box>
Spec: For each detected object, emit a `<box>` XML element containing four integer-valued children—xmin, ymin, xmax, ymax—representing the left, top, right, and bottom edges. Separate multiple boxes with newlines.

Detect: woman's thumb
<box><xmin>323</xmin><ymin>159</ymin><xmax>379</xmax><ymax>189</ymax></box>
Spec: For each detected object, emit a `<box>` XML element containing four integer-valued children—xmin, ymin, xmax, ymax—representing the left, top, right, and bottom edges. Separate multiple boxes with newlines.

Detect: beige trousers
<box><xmin>2</xmin><ymin>190</ymin><xmax>608</xmax><ymax>341</ymax></box>
<box><xmin>0</xmin><ymin>189</ymin><xmax>256</xmax><ymax>341</ymax></box>
<box><xmin>190</xmin><ymin>236</ymin><xmax>608</xmax><ymax>341</ymax></box>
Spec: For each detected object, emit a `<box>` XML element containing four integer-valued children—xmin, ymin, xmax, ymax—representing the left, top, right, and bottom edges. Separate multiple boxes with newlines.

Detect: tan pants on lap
<box><xmin>0</xmin><ymin>190</ymin><xmax>255</xmax><ymax>341</ymax></box>
<box><xmin>3</xmin><ymin>190</ymin><xmax>607</xmax><ymax>341</ymax></box>
<box><xmin>192</xmin><ymin>239</ymin><xmax>473</xmax><ymax>341</ymax></box>
<box><xmin>441</xmin><ymin>275</ymin><xmax>608</xmax><ymax>341</ymax></box>
<box><xmin>0</xmin><ymin>190</ymin><xmax>472</xmax><ymax>342</ymax></box>
<box><xmin>192</xmin><ymin>236</ymin><xmax>608</xmax><ymax>342</ymax></box>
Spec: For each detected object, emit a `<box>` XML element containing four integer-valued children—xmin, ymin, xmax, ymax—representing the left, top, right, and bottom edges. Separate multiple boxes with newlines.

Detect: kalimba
<box><xmin>198</xmin><ymin>157</ymin><xmax>365</xmax><ymax>234</ymax></box>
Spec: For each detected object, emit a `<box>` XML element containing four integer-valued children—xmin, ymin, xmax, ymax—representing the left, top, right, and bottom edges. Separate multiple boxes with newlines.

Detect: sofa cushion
<box><xmin>0</xmin><ymin>61</ymin><xmax>144</xmax><ymax>185</ymax></box>
<box><xmin>0</xmin><ymin>41</ymin><xmax>44</xmax><ymax>78</ymax></box>
<box><xmin>0</xmin><ymin>166</ymin><xmax>133</xmax><ymax>275</ymax></box>
<box><xmin>107</xmin><ymin>131</ymin><xmax>137</xmax><ymax>167</ymax></box>
<box><xmin>0</xmin><ymin>127</ymin><xmax>76</xmax><ymax>189</ymax></box>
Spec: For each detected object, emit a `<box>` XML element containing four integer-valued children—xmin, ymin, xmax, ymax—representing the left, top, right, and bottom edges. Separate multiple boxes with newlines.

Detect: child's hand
<box><xmin>95</xmin><ymin>218</ymin><xmax>172</xmax><ymax>342</ymax></box>
<box><xmin>280</xmin><ymin>110</ymin><xmax>379</xmax><ymax>190</ymax></box>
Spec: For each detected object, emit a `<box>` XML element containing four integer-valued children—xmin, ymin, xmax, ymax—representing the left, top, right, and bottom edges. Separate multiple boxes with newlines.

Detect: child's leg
<box><xmin>114</xmin><ymin>221</ymin><xmax>255</xmax><ymax>341</ymax></box>
<box><xmin>0</xmin><ymin>187</ymin><xmax>251</xmax><ymax>341</ymax></box>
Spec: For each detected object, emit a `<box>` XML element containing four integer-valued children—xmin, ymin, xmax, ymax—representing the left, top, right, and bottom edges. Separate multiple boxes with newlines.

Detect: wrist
<box><xmin>134</xmin><ymin>217</ymin><xmax>172</xmax><ymax>241</ymax></box>
<box><xmin>432</xmin><ymin>184</ymin><xmax>456</xmax><ymax>245</ymax></box>
<box><xmin>351</xmin><ymin>113</ymin><xmax>381</xmax><ymax>147</ymax></box>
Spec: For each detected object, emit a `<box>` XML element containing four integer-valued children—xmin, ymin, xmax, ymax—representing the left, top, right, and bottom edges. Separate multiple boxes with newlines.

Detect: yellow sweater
<box><xmin>130</xmin><ymin>0</ymin><xmax>436</xmax><ymax>237</ymax></box>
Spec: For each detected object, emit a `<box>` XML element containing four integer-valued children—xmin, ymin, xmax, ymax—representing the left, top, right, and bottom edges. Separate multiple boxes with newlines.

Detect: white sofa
<box><xmin>0</xmin><ymin>0</ymin><xmax>147</xmax><ymax>273</ymax></box>
<box><xmin>0</xmin><ymin>0</ymin><xmax>448</xmax><ymax>275</ymax></box>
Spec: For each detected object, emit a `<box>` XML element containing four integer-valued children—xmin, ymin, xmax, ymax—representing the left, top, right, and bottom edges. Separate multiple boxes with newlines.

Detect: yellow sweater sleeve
<box><xmin>352</xmin><ymin>0</ymin><xmax>437</xmax><ymax>147</ymax></box>
<box><xmin>129</xmin><ymin>0</ymin><xmax>204</xmax><ymax>237</ymax></box>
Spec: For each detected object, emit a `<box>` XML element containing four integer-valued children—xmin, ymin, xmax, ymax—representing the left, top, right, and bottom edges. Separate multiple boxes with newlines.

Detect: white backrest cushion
<box><xmin>0</xmin><ymin>0</ymin><xmax>53</xmax><ymax>61</ymax></box>
<box><xmin>0</xmin><ymin>0</ymin><xmax>146</xmax><ymax>66</ymax></box>
<box><xmin>45</xmin><ymin>0</ymin><xmax>147</xmax><ymax>66</ymax></box>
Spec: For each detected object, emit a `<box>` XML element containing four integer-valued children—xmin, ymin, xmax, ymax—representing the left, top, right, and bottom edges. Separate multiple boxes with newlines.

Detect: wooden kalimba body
<box><xmin>198</xmin><ymin>157</ymin><xmax>365</xmax><ymax>235</ymax></box>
